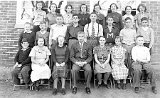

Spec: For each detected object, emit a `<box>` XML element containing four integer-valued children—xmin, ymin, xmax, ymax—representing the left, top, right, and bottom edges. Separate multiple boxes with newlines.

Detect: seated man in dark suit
<box><xmin>70</xmin><ymin>31</ymin><xmax>92</xmax><ymax>94</ymax></box>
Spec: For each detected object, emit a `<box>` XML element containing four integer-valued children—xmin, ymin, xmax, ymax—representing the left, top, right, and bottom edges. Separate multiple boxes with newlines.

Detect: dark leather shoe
<box><xmin>135</xmin><ymin>87</ymin><xmax>139</xmax><ymax>93</ymax></box>
<box><xmin>85</xmin><ymin>87</ymin><xmax>91</xmax><ymax>94</ymax></box>
<box><xmin>97</xmin><ymin>83</ymin><xmax>101</xmax><ymax>88</ymax></box>
<box><xmin>72</xmin><ymin>87</ymin><xmax>77</xmax><ymax>94</ymax></box>
<box><xmin>52</xmin><ymin>88</ymin><xmax>57</xmax><ymax>95</ymax></box>
<box><xmin>117</xmin><ymin>83</ymin><xmax>121</xmax><ymax>89</ymax></box>
<box><xmin>151</xmin><ymin>87</ymin><xmax>157</xmax><ymax>94</ymax></box>
<box><xmin>122</xmin><ymin>83</ymin><xmax>126</xmax><ymax>89</ymax></box>
<box><xmin>61</xmin><ymin>88</ymin><xmax>66</xmax><ymax>95</ymax></box>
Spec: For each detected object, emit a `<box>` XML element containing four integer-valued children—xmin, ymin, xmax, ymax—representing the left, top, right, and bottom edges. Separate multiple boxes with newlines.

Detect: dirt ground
<box><xmin>0</xmin><ymin>79</ymin><xmax>160</xmax><ymax>98</ymax></box>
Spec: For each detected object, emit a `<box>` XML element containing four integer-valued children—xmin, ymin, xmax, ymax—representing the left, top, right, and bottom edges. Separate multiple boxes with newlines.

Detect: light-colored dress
<box><xmin>111</xmin><ymin>46</ymin><xmax>128</xmax><ymax>80</ymax></box>
<box><xmin>33</xmin><ymin>10</ymin><xmax>46</xmax><ymax>25</ymax></box>
<box><xmin>29</xmin><ymin>46</ymin><xmax>51</xmax><ymax>82</ymax></box>
<box><xmin>93</xmin><ymin>45</ymin><xmax>111</xmax><ymax>73</ymax></box>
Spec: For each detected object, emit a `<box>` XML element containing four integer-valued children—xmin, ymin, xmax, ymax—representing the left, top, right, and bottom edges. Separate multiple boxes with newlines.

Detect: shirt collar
<box><xmin>24</xmin><ymin>30</ymin><xmax>32</xmax><ymax>33</ymax></box>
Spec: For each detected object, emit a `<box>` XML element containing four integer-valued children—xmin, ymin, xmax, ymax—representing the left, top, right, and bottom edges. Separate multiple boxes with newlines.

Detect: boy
<box><xmin>84</xmin><ymin>12</ymin><xmax>103</xmax><ymax>48</ymax></box>
<box><xmin>65</xmin><ymin>14</ymin><xmax>83</xmax><ymax>49</ymax></box>
<box><xmin>12</xmin><ymin>38</ymin><xmax>31</xmax><ymax>87</ymax></box>
<box><xmin>49</xmin><ymin>14</ymin><xmax>67</xmax><ymax>49</ymax></box>
<box><xmin>103</xmin><ymin>16</ymin><xmax>119</xmax><ymax>48</ymax></box>
<box><xmin>36</xmin><ymin>21</ymin><xmax>50</xmax><ymax>47</ymax></box>
<box><xmin>137</xmin><ymin>17</ymin><xmax>154</xmax><ymax>50</ymax></box>
<box><xmin>120</xmin><ymin>17</ymin><xmax>137</xmax><ymax>72</ymax></box>
<box><xmin>18</xmin><ymin>22</ymin><xmax>36</xmax><ymax>48</ymax></box>
<box><xmin>131</xmin><ymin>35</ymin><xmax>157</xmax><ymax>94</ymax></box>
<box><xmin>70</xmin><ymin>31</ymin><xmax>92</xmax><ymax>94</ymax></box>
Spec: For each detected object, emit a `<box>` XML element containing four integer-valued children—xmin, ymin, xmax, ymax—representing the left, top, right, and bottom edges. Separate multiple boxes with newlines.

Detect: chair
<box><xmin>13</xmin><ymin>73</ymin><xmax>32</xmax><ymax>91</ymax></box>
<box><xmin>93</xmin><ymin>58</ymin><xmax>113</xmax><ymax>88</ymax></box>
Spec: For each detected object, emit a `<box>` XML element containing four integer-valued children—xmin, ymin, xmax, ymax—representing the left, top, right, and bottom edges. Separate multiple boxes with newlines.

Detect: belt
<box><xmin>69</xmin><ymin>37</ymin><xmax>77</xmax><ymax>40</ymax></box>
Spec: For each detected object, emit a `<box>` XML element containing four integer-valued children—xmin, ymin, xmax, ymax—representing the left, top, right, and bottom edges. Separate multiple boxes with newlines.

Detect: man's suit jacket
<box><xmin>70</xmin><ymin>41</ymin><xmax>92</xmax><ymax>64</ymax></box>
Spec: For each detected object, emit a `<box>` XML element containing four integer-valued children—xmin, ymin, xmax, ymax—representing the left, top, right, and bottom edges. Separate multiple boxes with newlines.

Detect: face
<box><xmin>56</xmin><ymin>16</ymin><xmax>64</xmax><ymax>25</ymax></box>
<box><xmin>107</xmin><ymin>17</ymin><xmax>114</xmax><ymax>25</ymax></box>
<box><xmin>24</xmin><ymin>24</ymin><xmax>31</xmax><ymax>31</ymax></box>
<box><xmin>37</xmin><ymin>2</ymin><xmax>43</xmax><ymax>10</ymax></box>
<box><xmin>141</xmin><ymin>20</ymin><xmax>148</xmax><ymax>27</ymax></box>
<box><xmin>40</xmin><ymin>23</ymin><xmax>46</xmax><ymax>30</ymax></box>
<box><xmin>111</xmin><ymin>4</ymin><xmax>117</xmax><ymax>12</ymax></box>
<box><xmin>90</xmin><ymin>14</ymin><xmax>97</xmax><ymax>22</ymax></box>
<box><xmin>37</xmin><ymin>38</ymin><xmax>44</xmax><ymax>46</ymax></box>
<box><xmin>21</xmin><ymin>42</ymin><xmax>29</xmax><ymax>49</ymax></box>
<box><xmin>66</xmin><ymin>6</ymin><xmax>72</xmax><ymax>13</ymax></box>
<box><xmin>72</xmin><ymin>16</ymin><xmax>79</xmax><ymax>23</ymax></box>
<box><xmin>136</xmin><ymin>37</ymin><xmax>144</xmax><ymax>46</ymax></box>
<box><xmin>58</xmin><ymin>36</ymin><xmax>64</xmax><ymax>45</ymax></box>
<box><xmin>99</xmin><ymin>37</ymin><xmax>106</xmax><ymax>45</ymax></box>
<box><xmin>139</xmin><ymin>6</ymin><xmax>145</xmax><ymax>12</ymax></box>
<box><xmin>77</xmin><ymin>33</ymin><xmax>85</xmax><ymax>42</ymax></box>
<box><xmin>94</xmin><ymin>5</ymin><xmax>100</xmax><ymax>12</ymax></box>
<box><xmin>125</xmin><ymin>7</ymin><xmax>132</xmax><ymax>14</ymax></box>
<box><xmin>50</xmin><ymin>4</ymin><xmax>57</xmax><ymax>11</ymax></box>
<box><xmin>81</xmin><ymin>5</ymin><xmax>87</xmax><ymax>12</ymax></box>
<box><xmin>115</xmin><ymin>38</ymin><xmax>121</xmax><ymax>46</ymax></box>
<box><xmin>125</xmin><ymin>19</ymin><xmax>132</xmax><ymax>28</ymax></box>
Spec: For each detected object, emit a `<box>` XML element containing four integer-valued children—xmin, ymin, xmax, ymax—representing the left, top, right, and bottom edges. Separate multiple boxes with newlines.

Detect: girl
<box><xmin>111</xmin><ymin>36</ymin><xmax>128</xmax><ymax>89</ymax></box>
<box><xmin>51</xmin><ymin>36</ymin><xmax>69</xmax><ymax>95</ymax></box>
<box><xmin>93</xmin><ymin>36</ymin><xmax>111</xmax><ymax>88</ymax></box>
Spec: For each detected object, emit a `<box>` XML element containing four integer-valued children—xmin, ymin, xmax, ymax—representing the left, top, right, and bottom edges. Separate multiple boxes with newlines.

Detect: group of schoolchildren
<box><xmin>11</xmin><ymin>1</ymin><xmax>157</xmax><ymax>96</ymax></box>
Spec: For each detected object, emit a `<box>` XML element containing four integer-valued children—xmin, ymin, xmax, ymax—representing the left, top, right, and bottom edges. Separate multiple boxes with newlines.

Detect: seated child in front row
<box><xmin>12</xmin><ymin>38</ymin><xmax>32</xmax><ymax>87</ymax></box>
<box><xmin>111</xmin><ymin>36</ymin><xmax>129</xmax><ymax>89</ymax></box>
<box><xmin>131</xmin><ymin>35</ymin><xmax>157</xmax><ymax>94</ymax></box>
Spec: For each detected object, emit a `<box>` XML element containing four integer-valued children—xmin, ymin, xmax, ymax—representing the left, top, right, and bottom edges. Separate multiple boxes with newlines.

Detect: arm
<box><xmin>119</xmin><ymin>15</ymin><xmax>124</xmax><ymax>30</ymax></box>
<box><xmin>103</xmin><ymin>54</ymin><xmax>110</xmax><ymax>65</ymax></box>
<box><xmin>64</xmin><ymin>47</ymin><xmax>69</xmax><ymax>63</ymax></box>
<box><xmin>149</xmin><ymin>28</ymin><xmax>154</xmax><ymax>49</ymax></box>
<box><xmin>70</xmin><ymin>44</ymin><xmax>77</xmax><ymax>64</ymax></box>
<box><xmin>18</xmin><ymin>33</ymin><xmax>23</xmax><ymax>48</ymax></box>
<box><xmin>49</xmin><ymin>26</ymin><xmax>53</xmax><ymax>48</ymax></box>
<box><xmin>99</xmin><ymin>25</ymin><xmax>103</xmax><ymax>36</ymax></box>
<box><xmin>84</xmin><ymin>45</ymin><xmax>93</xmax><ymax>63</ymax></box>
<box><xmin>94</xmin><ymin>54</ymin><xmax>101</xmax><ymax>65</ymax></box>
<box><xmin>65</xmin><ymin>27</ymin><xmax>70</xmax><ymax>45</ymax></box>
<box><xmin>14</xmin><ymin>50</ymin><xmax>20</xmax><ymax>63</ymax></box>
<box><xmin>131</xmin><ymin>47</ymin><xmax>137</xmax><ymax>62</ymax></box>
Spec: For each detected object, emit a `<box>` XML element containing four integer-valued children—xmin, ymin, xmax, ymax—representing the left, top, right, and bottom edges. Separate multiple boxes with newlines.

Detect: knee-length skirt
<box><xmin>31</xmin><ymin>63</ymin><xmax>51</xmax><ymax>82</ymax></box>
<box><xmin>112</xmin><ymin>64</ymin><xmax>129</xmax><ymax>80</ymax></box>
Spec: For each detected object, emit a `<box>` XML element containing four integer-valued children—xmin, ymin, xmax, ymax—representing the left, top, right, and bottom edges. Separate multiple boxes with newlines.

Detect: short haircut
<box><xmin>136</xmin><ymin>35</ymin><xmax>144</xmax><ymax>39</ymax></box>
<box><xmin>21</xmin><ymin>38</ymin><xmax>28</xmax><ymax>43</ymax></box>
<box><xmin>115</xmin><ymin>36</ymin><xmax>122</xmax><ymax>43</ymax></box>
<box><xmin>90</xmin><ymin>12</ymin><xmax>97</xmax><ymax>17</ymax></box>
<box><xmin>24</xmin><ymin>22</ymin><xmax>31</xmax><ymax>26</ymax></box>
<box><xmin>137</xmin><ymin>4</ymin><xmax>147</xmax><ymax>12</ymax></box>
<box><xmin>125</xmin><ymin>17</ymin><xmax>132</xmax><ymax>21</ymax></box>
<box><xmin>36</xmin><ymin>37</ymin><xmax>46</xmax><ymax>46</ymax></box>
<box><xmin>73</xmin><ymin>14</ymin><xmax>79</xmax><ymax>18</ymax></box>
<box><xmin>56</xmin><ymin>14</ymin><xmax>63</xmax><ymax>18</ymax></box>
<box><xmin>141</xmin><ymin>17</ymin><xmax>148</xmax><ymax>22</ymax></box>
<box><xmin>40</xmin><ymin>21</ymin><xmax>46</xmax><ymax>25</ymax></box>
<box><xmin>77</xmin><ymin>31</ymin><xmax>85</xmax><ymax>35</ymax></box>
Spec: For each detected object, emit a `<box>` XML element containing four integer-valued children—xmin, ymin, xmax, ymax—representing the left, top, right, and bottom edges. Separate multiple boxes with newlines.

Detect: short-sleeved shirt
<box><xmin>33</xmin><ymin>10</ymin><xmax>46</xmax><ymax>25</ymax></box>
<box><xmin>120</xmin><ymin>28</ymin><xmax>137</xmax><ymax>45</ymax></box>
<box><xmin>29</xmin><ymin>46</ymin><xmax>51</xmax><ymax>63</ymax></box>
<box><xmin>93</xmin><ymin>45</ymin><xmax>110</xmax><ymax>63</ymax></box>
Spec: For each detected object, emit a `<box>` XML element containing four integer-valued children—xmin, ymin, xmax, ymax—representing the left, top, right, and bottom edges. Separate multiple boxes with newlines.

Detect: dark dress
<box><xmin>51</xmin><ymin>45</ymin><xmax>69</xmax><ymax>79</ymax></box>
<box><xmin>77</xmin><ymin>13</ymin><xmax>90</xmax><ymax>27</ymax></box>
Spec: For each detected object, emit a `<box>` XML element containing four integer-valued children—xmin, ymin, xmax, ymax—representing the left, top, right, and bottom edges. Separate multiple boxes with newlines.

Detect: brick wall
<box><xmin>0</xmin><ymin>0</ymin><xmax>160</xmax><ymax>67</ymax></box>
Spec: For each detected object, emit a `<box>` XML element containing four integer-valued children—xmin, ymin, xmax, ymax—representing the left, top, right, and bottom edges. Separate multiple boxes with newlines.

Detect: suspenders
<box><xmin>87</xmin><ymin>23</ymin><xmax>100</xmax><ymax>37</ymax></box>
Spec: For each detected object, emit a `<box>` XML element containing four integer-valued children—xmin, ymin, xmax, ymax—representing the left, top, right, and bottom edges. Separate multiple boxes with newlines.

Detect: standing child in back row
<box><xmin>18</xmin><ymin>22</ymin><xmax>36</xmax><ymax>48</ymax></box>
<box><xmin>120</xmin><ymin>17</ymin><xmax>137</xmax><ymax>75</ymax></box>
<box><xmin>137</xmin><ymin>17</ymin><xmax>154</xmax><ymax>52</ymax></box>
<box><xmin>36</xmin><ymin>21</ymin><xmax>50</xmax><ymax>47</ymax></box>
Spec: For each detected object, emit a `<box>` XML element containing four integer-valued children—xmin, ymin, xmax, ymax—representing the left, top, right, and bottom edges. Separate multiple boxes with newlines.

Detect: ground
<box><xmin>0</xmin><ymin>79</ymin><xmax>160</xmax><ymax>98</ymax></box>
